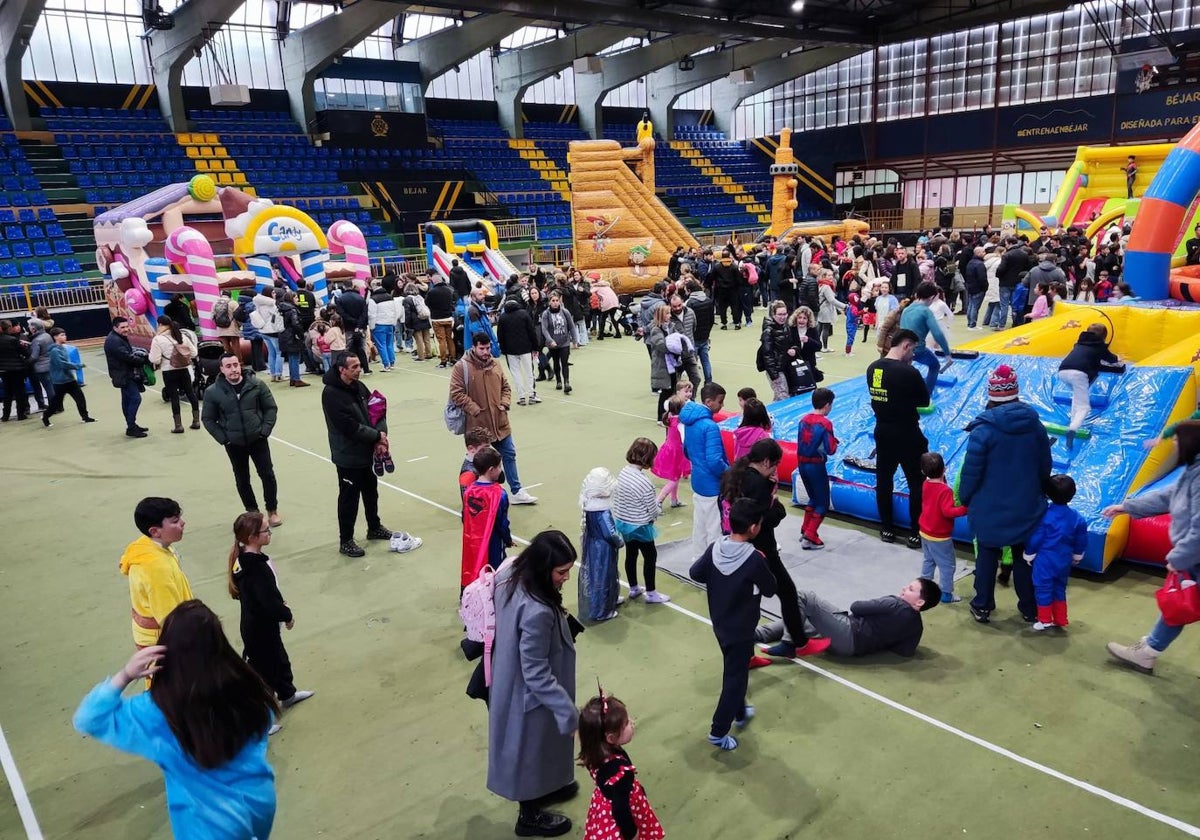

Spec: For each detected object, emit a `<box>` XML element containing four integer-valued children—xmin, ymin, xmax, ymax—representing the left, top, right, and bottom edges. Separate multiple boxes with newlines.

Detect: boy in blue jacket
<box><xmin>690</xmin><ymin>498</ymin><xmax>777</xmax><ymax>751</ymax></box>
<box><xmin>682</xmin><ymin>382</ymin><xmax>729</xmax><ymax>559</ymax></box>
<box><xmin>1025</xmin><ymin>474</ymin><xmax>1088</xmax><ymax>631</ymax></box>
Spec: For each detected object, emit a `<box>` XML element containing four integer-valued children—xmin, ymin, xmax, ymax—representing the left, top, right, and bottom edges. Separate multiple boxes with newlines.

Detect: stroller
<box><xmin>616</xmin><ymin>294</ymin><xmax>637</xmax><ymax>336</ymax></box>
<box><xmin>193</xmin><ymin>340</ymin><xmax>226</xmax><ymax>401</ymax></box>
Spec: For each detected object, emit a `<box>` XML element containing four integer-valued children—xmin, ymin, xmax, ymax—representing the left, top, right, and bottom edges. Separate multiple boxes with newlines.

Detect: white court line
<box><xmin>406</xmin><ymin>456</ymin><xmax>429</xmax><ymax>463</ymax></box>
<box><xmin>0</xmin><ymin>723</ymin><xmax>44</xmax><ymax>840</ymax></box>
<box><xmin>522</xmin><ymin>483</ymin><xmax>544</xmax><ymax>490</ymax></box>
<box><xmin>272</xmin><ymin>432</ymin><xmax>1200</xmax><ymax>837</ymax></box>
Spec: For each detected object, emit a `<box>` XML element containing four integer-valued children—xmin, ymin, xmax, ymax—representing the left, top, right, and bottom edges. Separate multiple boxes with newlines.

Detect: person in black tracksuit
<box><xmin>334</xmin><ymin>283</ymin><xmax>371</xmax><ymax>373</ymax></box>
<box><xmin>689</xmin><ymin>499</ymin><xmax>777</xmax><ymax>751</ymax></box>
<box><xmin>710</xmin><ymin>256</ymin><xmax>742</xmax><ymax>329</ymax></box>
<box><xmin>228</xmin><ymin>511</ymin><xmax>312</xmax><ymax>711</ymax></box>
<box><xmin>866</xmin><ymin>328</ymin><xmax>930</xmax><ymax>549</ymax></box>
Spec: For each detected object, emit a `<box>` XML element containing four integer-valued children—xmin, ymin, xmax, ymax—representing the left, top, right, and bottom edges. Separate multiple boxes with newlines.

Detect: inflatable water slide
<box><xmin>720</xmin><ymin>303</ymin><xmax>1200</xmax><ymax>572</ymax></box>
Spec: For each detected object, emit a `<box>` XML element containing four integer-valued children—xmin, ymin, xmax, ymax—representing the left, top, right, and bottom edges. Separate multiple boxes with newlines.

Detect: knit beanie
<box><xmin>987</xmin><ymin>364</ymin><xmax>1019</xmax><ymax>403</ymax></box>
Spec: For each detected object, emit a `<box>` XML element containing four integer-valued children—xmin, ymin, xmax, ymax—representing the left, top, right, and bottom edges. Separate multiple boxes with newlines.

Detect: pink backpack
<box><xmin>742</xmin><ymin>261</ymin><xmax>759</xmax><ymax>285</ymax></box>
<box><xmin>460</xmin><ymin>560</ymin><xmax>508</xmax><ymax>686</ymax></box>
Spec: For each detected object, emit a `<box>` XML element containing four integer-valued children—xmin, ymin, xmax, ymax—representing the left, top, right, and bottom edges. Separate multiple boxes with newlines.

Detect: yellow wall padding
<box><xmin>568</xmin><ymin>139</ymin><xmax>698</xmax><ymax>295</ymax></box>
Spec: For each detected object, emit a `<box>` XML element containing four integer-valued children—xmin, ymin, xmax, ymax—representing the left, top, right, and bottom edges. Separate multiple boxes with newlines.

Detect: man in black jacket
<box><xmin>0</xmin><ymin>319</ymin><xmax>29</xmax><ymax>422</ymax></box>
<box><xmin>448</xmin><ymin>260</ymin><xmax>471</xmax><ymax>302</ymax></box>
<box><xmin>321</xmin><ymin>351</ymin><xmax>421</xmax><ymax>557</ymax></box>
<box><xmin>333</xmin><ymin>281</ymin><xmax>371</xmax><ymax>374</ymax></box>
<box><xmin>993</xmin><ymin>238</ymin><xmax>1031</xmax><ymax>329</ymax></box>
<box><xmin>710</xmin><ymin>254</ymin><xmax>742</xmax><ymax>330</ymax></box>
<box><xmin>104</xmin><ymin>316</ymin><xmax>149</xmax><ymax>438</ymax></box>
<box><xmin>202</xmin><ymin>354</ymin><xmax>282</xmax><ymax>525</ymax></box>
<box><xmin>755</xmin><ymin>578</ymin><xmax>941</xmax><ymax>658</ymax></box>
<box><xmin>964</xmin><ymin>246</ymin><xmax>989</xmax><ymax>329</ymax></box>
<box><xmin>890</xmin><ymin>248</ymin><xmax>920</xmax><ymax>299</ymax></box>
<box><xmin>426</xmin><ymin>273</ymin><xmax>458</xmax><ymax>367</ymax></box>
<box><xmin>497</xmin><ymin>298</ymin><xmax>540</xmax><ymax>405</ymax></box>
<box><xmin>684</xmin><ymin>280</ymin><xmax>715</xmax><ymax>384</ymax></box>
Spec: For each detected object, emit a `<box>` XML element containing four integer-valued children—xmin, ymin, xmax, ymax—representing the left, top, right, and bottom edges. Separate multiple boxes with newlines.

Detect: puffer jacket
<box><xmin>201</xmin><ymin>372</ymin><xmax>278</xmax><ymax>446</ymax></box>
<box><xmin>759</xmin><ymin>319</ymin><xmax>794</xmax><ymax>379</ymax></box>
<box><xmin>959</xmin><ymin>400</ymin><xmax>1052</xmax><ymax>546</ymax></box>
<box><xmin>276</xmin><ymin>301</ymin><xmax>305</xmax><ymax>355</ymax></box>
<box><xmin>680</xmin><ymin>400</ymin><xmax>728</xmax><ymax>497</ymax></box>
<box><xmin>368</xmin><ymin>290</ymin><xmax>399</xmax><ymax>330</ymax></box>
<box><xmin>646</xmin><ymin>324</ymin><xmax>672</xmax><ymax>391</ymax></box>
<box><xmin>638</xmin><ymin>293</ymin><xmax>665</xmax><ymax>331</ymax></box>
<box><xmin>497</xmin><ymin>298</ymin><xmax>538</xmax><ymax>356</ymax></box>
<box><xmin>320</xmin><ymin>366</ymin><xmax>385</xmax><ymax>468</ymax></box>
<box><xmin>252</xmin><ymin>293</ymin><xmax>283</xmax><ymax>336</ymax></box>
<box><xmin>0</xmin><ymin>332</ymin><xmax>28</xmax><ymax>373</ymax></box>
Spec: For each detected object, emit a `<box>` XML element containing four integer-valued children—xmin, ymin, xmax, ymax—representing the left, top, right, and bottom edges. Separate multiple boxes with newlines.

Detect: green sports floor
<box><xmin>2</xmin><ymin>321</ymin><xmax>1199</xmax><ymax>840</ymax></box>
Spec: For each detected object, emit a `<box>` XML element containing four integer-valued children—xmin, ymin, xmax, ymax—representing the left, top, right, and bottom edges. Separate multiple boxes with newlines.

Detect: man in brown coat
<box><xmin>449</xmin><ymin>332</ymin><xmax>538</xmax><ymax>504</ymax></box>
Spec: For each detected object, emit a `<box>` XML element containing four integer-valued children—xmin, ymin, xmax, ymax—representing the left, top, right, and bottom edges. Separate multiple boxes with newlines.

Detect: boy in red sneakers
<box><xmin>1025</xmin><ymin>474</ymin><xmax>1088</xmax><ymax>631</ymax></box>
<box><xmin>796</xmin><ymin>387</ymin><xmax>838</xmax><ymax>549</ymax></box>
<box><xmin>918</xmin><ymin>452</ymin><xmax>969</xmax><ymax>603</ymax></box>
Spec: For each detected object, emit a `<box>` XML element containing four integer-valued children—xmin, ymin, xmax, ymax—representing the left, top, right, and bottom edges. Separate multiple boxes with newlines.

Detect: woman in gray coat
<box><xmin>488</xmin><ymin>530</ymin><xmax>579</xmax><ymax>837</ymax></box>
<box><xmin>1106</xmin><ymin>422</ymin><xmax>1200</xmax><ymax>673</ymax></box>
<box><xmin>646</xmin><ymin>306</ymin><xmax>674</xmax><ymax>422</ymax></box>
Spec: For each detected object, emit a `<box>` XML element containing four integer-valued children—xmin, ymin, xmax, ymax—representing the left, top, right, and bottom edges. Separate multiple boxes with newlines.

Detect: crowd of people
<box><xmin>0</xmin><ymin>221</ymin><xmax>1180</xmax><ymax>839</ymax></box>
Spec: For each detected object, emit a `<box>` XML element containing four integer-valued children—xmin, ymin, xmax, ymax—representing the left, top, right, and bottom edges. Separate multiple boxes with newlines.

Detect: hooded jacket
<box><xmin>685</xmin><ymin>290</ymin><xmax>715</xmax><ymax>343</ymax></box>
<box><xmin>1026</xmin><ymin>257</ymin><xmax>1066</xmax><ymax>290</ymax></box>
<box><xmin>320</xmin><ymin>367</ymin><xmax>386</xmax><ymax>468</ymax></box>
<box><xmin>276</xmin><ymin>301</ymin><xmax>304</xmax><ymax>355</ymax></box>
<box><xmin>681</xmin><ymin>400</ymin><xmax>728</xmax><ymax>497</ymax></box>
<box><xmin>959</xmin><ymin>401</ymin><xmax>1052</xmax><ymax>546</ymax></box>
<box><xmin>759</xmin><ymin>318</ymin><xmax>795</xmax><ymax>380</ymax></box>
<box><xmin>1023</xmin><ymin>503</ymin><xmax>1088</xmax><ymax>575</ymax></box>
<box><xmin>540</xmin><ymin>304</ymin><xmax>576</xmax><ymax>348</ymax></box>
<box><xmin>689</xmin><ymin>537</ymin><xmax>777</xmax><ymax>645</ymax></box>
<box><xmin>1058</xmin><ymin>331</ymin><xmax>1118</xmax><ymax>383</ymax></box>
<box><xmin>638</xmin><ymin>293</ymin><xmax>665</xmax><ymax>331</ymax></box>
<box><xmin>252</xmin><ymin>292</ymin><xmax>283</xmax><ymax>336</ymax></box>
<box><xmin>426</xmin><ymin>280</ymin><xmax>456</xmax><ymax>320</ymax></box>
<box><xmin>232</xmin><ymin>550</ymin><xmax>293</xmax><ymax>654</ymax></box>
<box><xmin>120</xmin><ymin>535</ymin><xmax>194</xmax><ymax>648</ymax></box>
<box><xmin>201</xmin><ymin>371</ymin><xmax>277</xmax><ymax>447</ymax></box>
<box><xmin>965</xmin><ymin>256</ymin><xmax>988</xmax><ymax>296</ymax></box>
<box><xmin>497</xmin><ymin>299</ymin><xmax>538</xmax><ymax>356</ymax></box>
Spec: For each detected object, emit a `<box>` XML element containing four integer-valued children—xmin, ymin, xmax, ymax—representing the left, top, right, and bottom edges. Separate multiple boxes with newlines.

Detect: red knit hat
<box><xmin>988</xmin><ymin>364</ymin><xmax>1019</xmax><ymax>402</ymax></box>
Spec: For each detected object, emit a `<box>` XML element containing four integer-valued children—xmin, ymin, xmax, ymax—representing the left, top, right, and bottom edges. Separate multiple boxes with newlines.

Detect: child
<box><xmin>917</xmin><ymin>452</ymin><xmax>969</xmax><ymax>603</ymax></box>
<box><xmin>1059</xmin><ymin>323</ymin><xmax>1119</xmax><ymax>450</ymax></box>
<box><xmin>652</xmin><ymin>394</ymin><xmax>690</xmax><ymax>508</ymax></box>
<box><xmin>43</xmin><ymin>326</ymin><xmax>93</xmax><ymax>425</ymax></box>
<box><xmin>578</xmin><ymin>689</ymin><xmax>665</xmax><ymax>840</ymax></box>
<box><xmin>324</xmin><ymin>314</ymin><xmax>346</xmax><ymax>369</ymax></box>
<box><xmin>733</xmin><ymin>397</ymin><xmax>772</xmax><ymax>459</ymax></box>
<box><xmin>459</xmin><ymin>427</ymin><xmax>500</xmax><ymax>498</ymax></box>
<box><xmin>845</xmin><ymin>279</ymin><xmax>861</xmax><ymax>355</ymax></box>
<box><xmin>613</xmin><ymin>437</ymin><xmax>668</xmax><ymax>604</ymax></box>
<box><xmin>228</xmin><ymin>511</ymin><xmax>313</xmax><ymax>723</ymax></box>
<box><xmin>736</xmin><ymin>386</ymin><xmax>757</xmax><ymax>411</ymax></box>
<box><xmin>928</xmin><ymin>288</ymin><xmax>953</xmax><ymax>351</ymax></box>
<box><xmin>312</xmin><ymin>319</ymin><xmax>332</xmax><ymax>373</ymax></box>
<box><xmin>1025</xmin><ymin>474</ymin><xmax>1088</xmax><ymax>631</ymax></box>
<box><xmin>461</xmin><ymin>446</ymin><xmax>512</xmax><ymax>592</ymax></box>
<box><xmin>120</xmin><ymin>497</ymin><xmax>193</xmax><ymax>650</ymax></box>
<box><xmin>73</xmin><ymin>602</ymin><xmax>279</xmax><ymax>839</ymax></box>
<box><xmin>796</xmin><ymin>388</ymin><xmax>839</xmax><ymax>549</ymax></box>
<box><xmin>579</xmin><ymin>468</ymin><xmax>624</xmax><ymax>623</ymax></box>
<box><xmin>1025</xmin><ymin>281</ymin><xmax>1051</xmax><ymax>322</ymax></box>
<box><xmin>689</xmin><ymin>498</ymin><xmax>777</xmax><ymax>751</ymax></box>
<box><xmin>1010</xmin><ymin>275</ymin><xmax>1030</xmax><ymax>327</ymax></box>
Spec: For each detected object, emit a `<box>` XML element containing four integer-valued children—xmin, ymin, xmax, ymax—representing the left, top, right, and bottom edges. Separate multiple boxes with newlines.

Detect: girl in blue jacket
<box><xmin>74</xmin><ymin>600</ymin><xmax>280</xmax><ymax>839</ymax></box>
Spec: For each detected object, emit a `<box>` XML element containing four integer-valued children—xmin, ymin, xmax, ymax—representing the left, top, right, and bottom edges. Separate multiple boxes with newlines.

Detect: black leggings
<box><xmin>597</xmin><ymin>309</ymin><xmax>621</xmax><ymax>337</ymax></box>
<box><xmin>162</xmin><ymin>368</ymin><xmax>198</xmax><ymax>415</ymax></box>
<box><xmin>625</xmin><ymin>540</ymin><xmax>658</xmax><ymax>591</ymax></box>
<box><xmin>819</xmin><ymin>322</ymin><xmax>833</xmax><ymax>350</ymax></box>
<box><xmin>755</xmin><ymin>530</ymin><xmax>808</xmax><ymax>645</ymax></box>
<box><xmin>548</xmin><ymin>346</ymin><xmax>570</xmax><ymax>384</ymax></box>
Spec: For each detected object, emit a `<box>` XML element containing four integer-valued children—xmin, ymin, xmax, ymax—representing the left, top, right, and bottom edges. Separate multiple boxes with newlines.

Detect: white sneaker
<box><xmin>389</xmin><ymin>532</ymin><xmax>423</xmax><ymax>553</ymax></box>
<box><xmin>1031</xmin><ymin>621</ymin><xmax>1053</xmax><ymax>631</ymax></box>
<box><xmin>282</xmin><ymin>689</ymin><xmax>315</xmax><ymax>708</ymax></box>
<box><xmin>268</xmin><ymin>723</ymin><xmax>283</xmax><ymax>736</ymax></box>
<box><xmin>628</xmin><ymin>586</ymin><xmax>645</xmax><ymax>599</ymax></box>
<box><xmin>645</xmin><ymin>590</ymin><xmax>671</xmax><ymax>604</ymax></box>
<box><xmin>529</xmin><ymin>393</ymin><xmax>542</xmax><ymax>404</ymax></box>
<box><xmin>510</xmin><ymin>489</ymin><xmax>538</xmax><ymax>505</ymax></box>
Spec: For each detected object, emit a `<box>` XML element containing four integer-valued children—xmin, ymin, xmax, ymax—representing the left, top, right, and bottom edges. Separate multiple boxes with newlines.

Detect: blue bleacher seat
<box><xmin>53</xmin><ymin>240</ymin><xmax>72</xmax><ymax>256</ymax></box>
<box><xmin>63</xmin><ymin>258</ymin><xmax>82</xmax><ymax>273</ymax></box>
<box><xmin>33</xmin><ymin>241</ymin><xmax>51</xmax><ymax>257</ymax></box>
<box><xmin>21</xmin><ymin>261</ymin><xmax>40</xmax><ymax>277</ymax></box>
<box><xmin>0</xmin><ymin>244</ymin><xmax>8</xmax><ymax>259</ymax></box>
<box><xmin>0</xmin><ymin>263</ymin><xmax>16</xmax><ymax>279</ymax></box>
<box><xmin>41</xmin><ymin>260</ymin><xmax>61</xmax><ymax>275</ymax></box>
<box><xmin>37</xmin><ymin>208</ymin><xmax>55</xmax><ymax>222</ymax></box>
<box><xmin>13</xmin><ymin>243</ymin><xmax>31</xmax><ymax>258</ymax></box>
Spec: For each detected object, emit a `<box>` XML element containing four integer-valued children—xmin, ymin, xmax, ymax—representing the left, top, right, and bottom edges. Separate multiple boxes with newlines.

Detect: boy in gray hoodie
<box><xmin>690</xmin><ymin>498</ymin><xmax>777</xmax><ymax>751</ymax></box>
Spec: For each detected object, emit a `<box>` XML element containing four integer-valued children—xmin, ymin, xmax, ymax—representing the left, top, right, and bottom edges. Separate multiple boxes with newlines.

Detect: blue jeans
<box><xmin>372</xmin><ymin>325</ymin><xmax>396</xmax><ymax>368</ymax></box>
<box><xmin>982</xmin><ymin>301</ymin><xmax>997</xmax><ymax>329</ymax></box>
<box><xmin>263</xmin><ymin>335</ymin><xmax>281</xmax><ymax>376</ymax></box>
<box><xmin>287</xmin><ymin>353</ymin><xmax>301</xmax><ymax>381</ymax></box>
<box><xmin>1147</xmin><ymin>615</ymin><xmax>1185</xmax><ymax>652</ymax></box>
<box><xmin>991</xmin><ymin>287</ymin><xmax>1012</xmax><ymax>328</ymax></box>
<box><xmin>493</xmin><ymin>434</ymin><xmax>522</xmax><ymax>494</ymax></box>
<box><xmin>695</xmin><ymin>339</ymin><xmax>712</xmax><ymax>383</ymax></box>
<box><xmin>966</xmin><ymin>292</ymin><xmax>985</xmax><ymax>328</ymax></box>
<box><xmin>921</xmin><ymin>537</ymin><xmax>957</xmax><ymax>595</ymax></box>
<box><xmin>911</xmin><ymin>344</ymin><xmax>941</xmax><ymax>395</ymax></box>
<box><xmin>120</xmin><ymin>380</ymin><xmax>142</xmax><ymax>429</ymax></box>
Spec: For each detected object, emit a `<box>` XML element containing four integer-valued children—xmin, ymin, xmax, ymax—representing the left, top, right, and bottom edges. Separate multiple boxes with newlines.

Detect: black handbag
<box><xmin>784</xmin><ymin>357</ymin><xmax>816</xmax><ymax>395</ymax></box>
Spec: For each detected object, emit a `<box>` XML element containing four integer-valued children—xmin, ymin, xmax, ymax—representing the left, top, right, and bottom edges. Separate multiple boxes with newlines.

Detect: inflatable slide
<box><xmin>721</xmin><ymin>303</ymin><xmax>1200</xmax><ymax>572</ymax></box>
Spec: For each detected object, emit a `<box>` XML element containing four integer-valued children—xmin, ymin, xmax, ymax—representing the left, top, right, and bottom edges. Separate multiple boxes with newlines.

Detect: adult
<box><xmin>163</xmin><ymin>294</ymin><xmax>196</xmax><ymax>332</ymax></box>
<box><xmin>898</xmin><ymin>282</ymin><xmax>952</xmax><ymax>396</ymax></box>
<box><xmin>711</xmin><ymin>253</ymin><xmax>742</xmax><ymax>330</ymax></box>
<box><xmin>684</xmin><ymin>279</ymin><xmax>716</xmax><ymax>384</ymax></box>
<box><xmin>497</xmin><ymin>297</ymin><xmax>539</xmax><ymax>405</ymax></box>
<box><xmin>293</xmin><ymin>278</ymin><xmax>318</xmax><ymax>331</ymax></box>
<box><xmin>592</xmin><ymin>279</ymin><xmax>622</xmax><ymax>340</ymax></box>
<box><xmin>322</xmin><ymin>351</ymin><xmax>418</xmax><ymax>557</ymax></box>
<box><xmin>368</xmin><ymin>281</ymin><xmax>398</xmax><ymax>372</ymax></box>
<box><xmin>1026</xmin><ymin>251</ymin><xmax>1066</xmax><ymax>298</ymax></box>
<box><xmin>993</xmin><ymin>238</ymin><xmax>1032</xmax><ymax>329</ymax></box>
<box><xmin>333</xmin><ymin>281</ymin><xmax>371</xmax><ymax>374</ymax></box>
<box><xmin>448</xmin><ymin>259</ymin><xmax>472</xmax><ymax>303</ymax></box>
<box><xmin>637</xmin><ymin>281</ymin><xmax>667</xmax><ymax>338</ymax></box>
<box><xmin>236</xmin><ymin>294</ymin><xmax>267</xmax><ymax>372</ymax></box>
<box><xmin>865</xmin><ymin>328</ymin><xmax>929</xmax><ymax>548</ymax></box>
<box><xmin>958</xmin><ymin>365</ymin><xmax>1052</xmax><ymax>624</ymax></box>
<box><xmin>449</xmin><ymin>332</ymin><xmax>538</xmax><ymax>505</ymax></box>
<box><xmin>0</xmin><ymin>318</ymin><xmax>29</xmax><ymax>421</ymax></box>
<box><xmin>1057</xmin><ymin>323</ymin><xmax>1118</xmax><ymax>449</ymax></box>
<box><xmin>464</xmin><ymin>284</ymin><xmax>501</xmax><ymax>358</ymax></box>
<box><xmin>104</xmin><ymin>316</ymin><xmax>149</xmax><ymax>438</ymax></box>
<box><xmin>1105</xmin><ymin>422</ymin><xmax>1200</xmax><ymax>673</ymax></box>
<box><xmin>487</xmin><ymin>530</ymin><xmax>580</xmax><ymax>838</ymax></box>
<box><xmin>202</xmin><ymin>354</ymin><xmax>283</xmax><ymax>527</ymax></box>
<box><xmin>666</xmin><ymin>294</ymin><xmax>702</xmax><ymax>390</ymax></box>
<box><xmin>682</xmin><ymin>382</ymin><xmax>729</xmax><ymax>558</ymax></box>
<box><xmin>964</xmin><ymin>246</ymin><xmax>988</xmax><ymax>330</ymax></box>
<box><xmin>890</xmin><ymin>248</ymin><xmax>920</xmax><ymax>299</ymax></box>
<box><xmin>148</xmin><ymin>315</ymin><xmax>199</xmax><ymax>434</ymax></box>
<box><xmin>426</xmin><ymin>272</ymin><xmax>458</xmax><ymax>367</ymax></box>
<box><xmin>276</xmin><ymin>291</ymin><xmax>310</xmax><ymax>386</ymax></box>
<box><xmin>1186</xmin><ymin>224</ymin><xmax>1200</xmax><ymax>266</ymax></box>
<box><xmin>25</xmin><ymin>317</ymin><xmax>54</xmax><ymax>411</ymax></box>
<box><xmin>760</xmin><ymin>301</ymin><xmax>797</xmax><ymax>402</ymax></box>
<box><xmin>252</xmin><ymin>287</ymin><xmax>285</xmax><ymax>382</ymax></box>
<box><xmin>645</xmin><ymin>306</ymin><xmax>677</xmax><ymax>420</ymax></box>
<box><xmin>401</xmin><ymin>281</ymin><xmax>433</xmax><ymax>362</ymax></box>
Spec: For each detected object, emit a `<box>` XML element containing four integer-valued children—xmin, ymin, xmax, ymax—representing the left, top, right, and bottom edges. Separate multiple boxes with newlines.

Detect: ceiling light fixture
<box><xmin>791</xmin><ymin>0</ymin><xmax>805</xmax><ymax>11</ymax></box>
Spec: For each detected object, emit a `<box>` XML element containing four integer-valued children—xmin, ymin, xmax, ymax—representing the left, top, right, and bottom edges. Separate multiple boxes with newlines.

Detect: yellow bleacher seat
<box><xmin>203</xmin><ymin>133</ymin><xmax>219</xmax><ymax>145</ymax></box>
<box><xmin>213</xmin><ymin>146</ymin><xmax>227</xmax><ymax>157</ymax></box>
<box><xmin>232</xmin><ymin>172</ymin><xmax>248</xmax><ymax>185</ymax></box>
<box><xmin>216</xmin><ymin>172</ymin><xmax>234</xmax><ymax>185</ymax></box>
<box><xmin>185</xmin><ymin>146</ymin><xmax>200</xmax><ymax>158</ymax></box>
<box><xmin>244</xmin><ymin>187</ymin><xmax>256</xmax><ymax>197</ymax></box>
<box><xmin>198</xmin><ymin>146</ymin><xmax>213</xmax><ymax>157</ymax></box>
<box><xmin>223</xmin><ymin>160</ymin><xmax>237</xmax><ymax>171</ymax></box>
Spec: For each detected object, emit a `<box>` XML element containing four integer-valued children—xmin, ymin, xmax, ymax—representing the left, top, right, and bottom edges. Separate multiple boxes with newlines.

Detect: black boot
<box><xmin>515</xmin><ymin>809</ymin><xmax>570</xmax><ymax>838</ymax></box>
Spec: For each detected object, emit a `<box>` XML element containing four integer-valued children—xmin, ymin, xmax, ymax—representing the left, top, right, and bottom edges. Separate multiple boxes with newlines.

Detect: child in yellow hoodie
<box><xmin>120</xmin><ymin>498</ymin><xmax>193</xmax><ymax>649</ymax></box>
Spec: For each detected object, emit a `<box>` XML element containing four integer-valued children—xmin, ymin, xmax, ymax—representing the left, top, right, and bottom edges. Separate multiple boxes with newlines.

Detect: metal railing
<box><xmin>528</xmin><ymin>245</ymin><xmax>574</xmax><ymax>268</ymax></box>
<box><xmin>694</xmin><ymin>227</ymin><xmax>766</xmax><ymax>249</ymax></box>
<box><xmin>863</xmin><ymin>210</ymin><xmax>904</xmax><ymax>232</ymax></box>
<box><xmin>375</xmin><ymin>254</ymin><xmax>430</xmax><ymax>277</ymax></box>
<box><xmin>416</xmin><ymin>218</ymin><xmax>540</xmax><ymax>245</ymax></box>
<box><xmin>0</xmin><ymin>280</ymin><xmax>108</xmax><ymax>315</ymax></box>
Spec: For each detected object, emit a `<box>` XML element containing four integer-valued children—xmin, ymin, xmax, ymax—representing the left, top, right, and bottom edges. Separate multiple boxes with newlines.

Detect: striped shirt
<box><xmin>613</xmin><ymin>465</ymin><xmax>660</xmax><ymax>525</ymax></box>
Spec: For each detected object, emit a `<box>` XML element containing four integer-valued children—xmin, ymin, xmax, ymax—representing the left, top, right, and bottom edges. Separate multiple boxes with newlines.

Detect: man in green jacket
<box><xmin>201</xmin><ymin>354</ymin><xmax>283</xmax><ymax>526</ymax></box>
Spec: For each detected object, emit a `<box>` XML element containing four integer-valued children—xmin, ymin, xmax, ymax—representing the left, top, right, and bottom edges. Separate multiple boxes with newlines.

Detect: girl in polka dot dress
<box><xmin>578</xmin><ymin>689</ymin><xmax>665</xmax><ymax>840</ymax></box>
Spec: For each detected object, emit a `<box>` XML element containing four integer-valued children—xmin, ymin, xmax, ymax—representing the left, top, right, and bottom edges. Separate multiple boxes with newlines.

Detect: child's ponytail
<box><xmin>577</xmin><ymin>692</ymin><xmax>629</xmax><ymax>772</ymax></box>
<box><xmin>227</xmin><ymin>511</ymin><xmax>265</xmax><ymax>599</ymax></box>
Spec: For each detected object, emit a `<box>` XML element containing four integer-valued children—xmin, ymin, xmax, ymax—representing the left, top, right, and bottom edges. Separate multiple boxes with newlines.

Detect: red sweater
<box><xmin>918</xmin><ymin>480</ymin><xmax>968</xmax><ymax>539</ymax></box>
